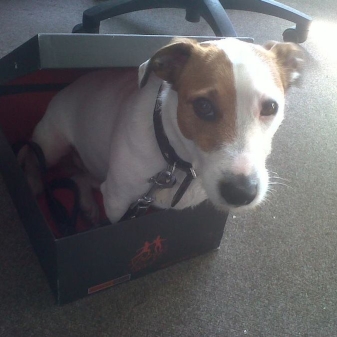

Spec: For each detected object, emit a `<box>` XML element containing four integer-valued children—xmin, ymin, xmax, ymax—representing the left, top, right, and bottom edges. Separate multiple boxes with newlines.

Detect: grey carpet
<box><xmin>1</xmin><ymin>1</ymin><xmax>337</xmax><ymax>336</ymax></box>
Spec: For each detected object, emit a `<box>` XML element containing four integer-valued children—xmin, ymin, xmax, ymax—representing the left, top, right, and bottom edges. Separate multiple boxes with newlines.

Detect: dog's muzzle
<box><xmin>219</xmin><ymin>173</ymin><xmax>258</xmax><ymax>207</ymax></box>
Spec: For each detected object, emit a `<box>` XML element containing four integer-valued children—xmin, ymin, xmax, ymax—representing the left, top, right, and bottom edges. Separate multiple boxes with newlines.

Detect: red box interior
<box><xmin>0</xmin><ymin>69</ymin><xmax>135</xmax><ymax>238</ymax></box>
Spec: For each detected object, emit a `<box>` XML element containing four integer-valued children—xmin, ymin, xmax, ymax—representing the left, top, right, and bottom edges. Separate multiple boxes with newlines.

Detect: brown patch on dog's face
<box><xmin>173</xmin><ymin>43</ymin><xmax>237</xmax><ymax>152</ymax></box>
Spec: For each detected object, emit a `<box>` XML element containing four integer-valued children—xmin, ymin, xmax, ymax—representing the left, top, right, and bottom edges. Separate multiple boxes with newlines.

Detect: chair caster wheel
<box><xmin>72</xmin><ymin>23</ymin><xmax>99</xmax><ymax>34</ymax></box>
<box><xmin>72</xmin><ymin>24</ymin><xmax>85</xmax><ymax>33</ymax></box>
<box><xmin>283</xmin><ymin>27</ymin><xmax>299</xmax><ymax>43</ymax></box>
<box><xmin>283</xmin><ymin>25</ymin><xmax>309</xmax><ymax>44</ymax></box>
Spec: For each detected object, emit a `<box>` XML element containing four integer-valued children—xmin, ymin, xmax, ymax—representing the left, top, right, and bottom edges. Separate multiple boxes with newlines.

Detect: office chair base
<box><xmin>72</xmin><ymin>0</ymin><xmax>312</xmax><ymax>43</ymax></box>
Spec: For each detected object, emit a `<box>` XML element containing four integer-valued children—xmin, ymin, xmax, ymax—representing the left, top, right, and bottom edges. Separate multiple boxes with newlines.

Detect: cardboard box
<box><xmin>0</xmin><ymin>34</ymin><xmax>228</xmax><ymax>305</ymax></box>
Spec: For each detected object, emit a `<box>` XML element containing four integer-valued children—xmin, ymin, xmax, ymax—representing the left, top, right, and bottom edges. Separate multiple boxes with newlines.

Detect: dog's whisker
<box><xmin>269</xmin><ymin>181</ymin><xmax>290</xmax><ymax>186</ymax></box>
<box><xmin>262</xmin><ymin>195</ymin><xmax>271</xmax><ymax>203</ymax></box>
<box><xmin>266</xmin><ymin>188</ymin><xmax>275</xmax><ymax>195</ymax></box>
<box><xmin>269</xmin><ymin>176</ymin><xmax>291</xmax><ymax>182</ymax></box>
<box><xmin>268</xmin><ymin>170</ymin><xmax>279</xmax><ymax>175</ymax></box>
<box><xmin>259</xmin><ymin>197</ymin><xmax>272</xmax><ymax>208</ymax></box>
<box><xmin>269</xmin><ymin>181</ymin><xmax>289</xmax><ymax>186</ymax></box>
<box><xmin>266</xmin><ymin>192</ymin><xmax>275</xmax><ymax>201</ymax></box>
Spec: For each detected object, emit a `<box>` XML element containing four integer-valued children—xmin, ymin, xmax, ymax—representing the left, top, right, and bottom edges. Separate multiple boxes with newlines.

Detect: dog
<box><xmin>19</xmin><ymin>38</ymin><xmax>304</xmax><ymax>224</ymax></box>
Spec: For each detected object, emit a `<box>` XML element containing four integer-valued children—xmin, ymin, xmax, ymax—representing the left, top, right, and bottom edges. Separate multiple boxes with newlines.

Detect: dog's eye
<box><xmin>261</xmin><ymin>100</ymin><xmax>278</xmax><ymax>116</ymax></box>
<box><xmin>193</xmin><ymin>98</ymin><xmax>216</xmax><ymax>121</ymax></box>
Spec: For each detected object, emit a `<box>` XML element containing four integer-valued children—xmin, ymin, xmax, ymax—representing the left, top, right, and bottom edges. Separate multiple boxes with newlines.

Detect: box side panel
<box><xmin>57</xmin><ymin>202</ymin><xmax>227</xmax><ymax>304</ymax></box>
<box><xmin>37</xmin><ymin>34</ymin><xmax>224</xmax><ymax>69</ymax></box>
<box><xmin>0</xmin><ymin>36</ymin><xmax>40</xmax><ymax>85</ymax></box>
<box><xmin>0</xmin><ymin>34</ymin><xmax>252</xmax><ymax>84</ymax></box>
<box><xmin>0</xmin><ymin>127</ymin><xmax>58</xmax><ymax>296</ymax></box>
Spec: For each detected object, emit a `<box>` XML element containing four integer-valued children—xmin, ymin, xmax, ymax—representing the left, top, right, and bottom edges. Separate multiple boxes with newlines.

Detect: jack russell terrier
<box><xmin>20</xmin><ymin>38</ymin><xmax>304</xmax><ymax>224</ymax></box>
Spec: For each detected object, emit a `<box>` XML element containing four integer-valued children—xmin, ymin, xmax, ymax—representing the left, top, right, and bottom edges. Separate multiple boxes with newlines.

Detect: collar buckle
<box><xmin>122</xmin><ymin>165</ymin><xmax>177</xmax><ymax>220</ymax></box>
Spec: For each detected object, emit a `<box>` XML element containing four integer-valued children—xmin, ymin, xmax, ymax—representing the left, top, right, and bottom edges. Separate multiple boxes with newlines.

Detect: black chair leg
<box><xmin>200</xmin><ymin>0</ymin><xmax>237</xmax><ymax>38</ymax></box>
<box><xmin>72</xmin><ymin>0</ymin><xmax>240</xmax><ymax>38</ymax></box>
<box><xmin>220</xmin><ymin>0</ymin><xmax>312</xmax><ymax>42</ymax></box>
<box><xmin>73</xmin><ymin>0</ymin><xmax>183</xmax><ymax>33</ymax></box>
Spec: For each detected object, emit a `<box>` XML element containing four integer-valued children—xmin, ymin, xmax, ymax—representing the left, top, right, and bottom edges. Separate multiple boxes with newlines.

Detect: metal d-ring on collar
<box><xmin>122</xmin><ymin>84</ymin><xmax>197</xmax><ymax>221</ymax></box>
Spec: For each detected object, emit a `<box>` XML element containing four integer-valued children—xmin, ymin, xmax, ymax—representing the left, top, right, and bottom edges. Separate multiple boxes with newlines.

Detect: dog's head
<box><xmin>139</xmin><ymin>38</ymin><xmax>304</xmax><ymax>211</ymax></box>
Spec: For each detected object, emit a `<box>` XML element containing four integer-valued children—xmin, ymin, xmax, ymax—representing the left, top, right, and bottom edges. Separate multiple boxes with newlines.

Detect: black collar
<box><xmin>153</xmin><ymin>84</ymin><xmax>197</xmax><ymax>207</ymax></box>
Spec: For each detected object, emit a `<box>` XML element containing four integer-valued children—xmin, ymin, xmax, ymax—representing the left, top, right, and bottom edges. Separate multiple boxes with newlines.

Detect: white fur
<box><xmin>31</xmin><ymin>38</ymin><xmax>299</xmax><ymax>223</ymax></box>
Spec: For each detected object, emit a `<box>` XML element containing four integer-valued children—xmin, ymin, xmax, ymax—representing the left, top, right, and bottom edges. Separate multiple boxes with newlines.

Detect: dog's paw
<box><xmin>17</xmin><ymin>144</ymin><xmax>44</xmax><ymax>196</ymax></box>
<box><xmin>71</xmin><ymin>173</ymin><xmax>101</xmax><ymax>226</ymax></box>
<box><xmin>81</xmin><ymin>201</ymin><xmax>100</xmax><ymax>227</ymax></box>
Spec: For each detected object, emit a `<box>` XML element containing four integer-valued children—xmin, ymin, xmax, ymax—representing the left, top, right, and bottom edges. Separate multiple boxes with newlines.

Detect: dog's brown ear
<box><xmin>138</xmin><ymin>39</ymin><xmax>196</xmax><ymax>88</ymax></box>
<box><xmin>264</xmin><ymin>41</ymin><xmax>304</xmax><ymax>90</ymax></box>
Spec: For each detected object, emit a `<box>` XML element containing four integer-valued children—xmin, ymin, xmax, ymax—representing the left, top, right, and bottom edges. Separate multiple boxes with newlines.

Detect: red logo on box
<box><xmin>130</xmin><ymin>235</ymin><xmax>167</xmax><ymax>273</ymax></box>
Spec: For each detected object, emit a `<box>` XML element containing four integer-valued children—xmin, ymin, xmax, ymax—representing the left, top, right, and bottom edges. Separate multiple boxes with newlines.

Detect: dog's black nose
<box><xmin>219</xmin><ymin>174</ymin><xmax>258</xmax><ymax>206</ymax></box>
